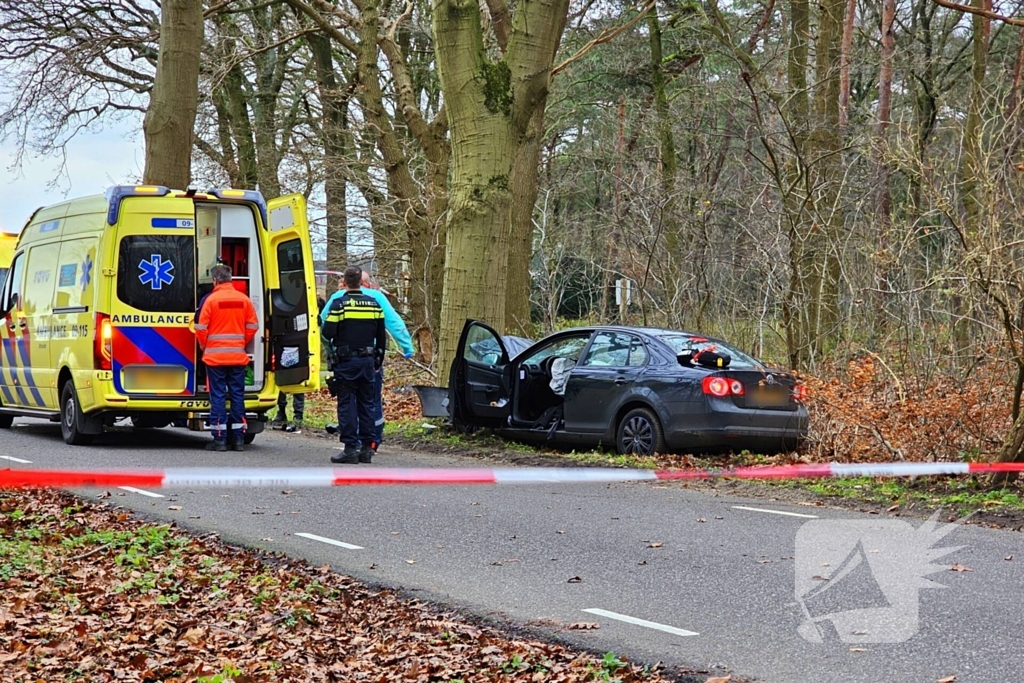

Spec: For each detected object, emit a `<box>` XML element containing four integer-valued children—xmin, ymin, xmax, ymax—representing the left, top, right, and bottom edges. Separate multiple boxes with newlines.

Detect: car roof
<box><xmin>551</xmin><ymin>325</ymin><xmax>699</xmax><ymax>337</ymax></box>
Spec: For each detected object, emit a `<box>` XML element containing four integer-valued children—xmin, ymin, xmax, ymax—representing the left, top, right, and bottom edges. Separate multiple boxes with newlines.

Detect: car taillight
<box><xmin>94</xmin><ymin>313</ymin><xmax>112</xmax><ymax>370</ymax></box>
<box><xmin>792</xmin><ymin>384</ymin><xmax>808</xmax><ymax>402</ymax></box>
<box><xmin>703</xmin><ymin>376</ymin><xmax>745</xmax><ymax>397</ymax></box>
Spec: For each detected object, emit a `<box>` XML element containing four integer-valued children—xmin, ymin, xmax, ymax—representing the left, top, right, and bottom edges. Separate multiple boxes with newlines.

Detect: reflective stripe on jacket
<box><xmin>320</xmin><ymin>287</ymin><xmax>415</xmax><ymax>356</ymax></box>
<box><xmin>196</xmin><ymin>282</ymin><xmax>259</xmax><ymax>366</ymax></box>
<box><xmin>322</xmin><ymin>291</ymin><xmax>387</xmax><ymax>355</ymax></box>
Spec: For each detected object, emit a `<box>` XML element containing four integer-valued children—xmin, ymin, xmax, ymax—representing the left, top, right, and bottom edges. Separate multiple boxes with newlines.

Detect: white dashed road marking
<box><xmin>732</xmin><ymin>505</ymin><xmax>818</xmax><ymax>519</ymax></box>
<box><xmin>0</xmin><ymin>455</ymin><xmax>32</xmax><ymax>463</ymax></box>
<box><xmin>295</xmin><ymin>532</ymin><xmax>364</xmax><ymax>550</ymax></box>
<box><xmin>119</xmin><ymin>486</ymin><xmax>165</xmax><ymax>498</ymax></box>
<box><xmin>581</xmin><ymin>608</ymin><xmax>699</xmax><ymax>637</ymax></box>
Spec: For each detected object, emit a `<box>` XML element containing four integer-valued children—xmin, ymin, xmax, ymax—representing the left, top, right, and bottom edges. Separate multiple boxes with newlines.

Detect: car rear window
<box><xmin>657</xmin><ymin>334</ymin><xmax>762</xmax><ymax>368</ymax></box>
<box><xmin>117</xmin><ymin>235</ymin><xmax>195</xmax><ymax>313</ymax></box>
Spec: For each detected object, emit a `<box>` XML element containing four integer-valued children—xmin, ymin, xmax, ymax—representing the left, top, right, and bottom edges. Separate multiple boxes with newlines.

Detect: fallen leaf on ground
<box><xmin>950</xmin><ymin>563</ymin><xmax>972</xmax><ymax>572</ymax></box>
<box><xmin>0</xmin><ymin>487</ymin><xmax>678</xmax><ymax>682</ymax></box>
<box><xmin>567</xmin><ymin>576</ymin><xmax>583</xmax><ymax>583</ymax></box>
<box><xmin>168</xmin><ymin>505</ymin><xmax>182</xmax><ymax>511</ymax></box>
<box><xmin>849</xmin><ymin>647</ymin><xmax>867</xmax><ymax>652</ymax></box>
<box><xmin>937</xmin><ymin>676</ymin><xmax>957</xmax><ymax>683</ymax></box>
<box><xmin>1005</xmin><ymin>555</ymin><xmax>1013</xmax><ymax>561</ymax></box>
<box><xmin>647</xmin><ymin>542</ymin><xmax>663</xmax><ymax>548</ymax></box>
<box><xmin>705</xmin><ymin>676</ymin><xmax>732</xmax><ymax>683</ymax></box>
<box><xmin>567</xmin><ymin>622</ymin><xmax>600</xmax><ymax>630</ymax></box>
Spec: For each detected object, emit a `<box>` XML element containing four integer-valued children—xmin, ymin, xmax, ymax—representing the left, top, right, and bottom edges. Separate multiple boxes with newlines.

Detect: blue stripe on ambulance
<box><xmin>13</xmin><ymin>336</ymin><xmax>46</xmax><ymax>407</ymax></box>
<box><xmin>151</xmin><ymin>218</ymin><xmax>194</xmax><ymax>229</ymax></box>
<box><xmin>0</xmin><ymin>335</ymin><xmax>29</xmax><ymax>405</ymax></box>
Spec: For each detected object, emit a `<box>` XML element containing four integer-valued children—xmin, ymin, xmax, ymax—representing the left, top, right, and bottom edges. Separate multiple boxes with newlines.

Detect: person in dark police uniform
<box><xmin>322</xmin><ymin>266</ymin><xmax>387</xmax><ymax>464</ymax></box>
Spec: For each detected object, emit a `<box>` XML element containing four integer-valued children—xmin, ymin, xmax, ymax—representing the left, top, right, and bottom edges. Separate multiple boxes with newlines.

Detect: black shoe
<box><xmin>331</xmin><ymin>449</ymin><xmax>359</xmax><ymax>464</ymax></box>
<box><xmin>205</xmin><ymin>440</ymin><xmax>227</xmax><ymax>452</ymax></box>
<box><xmin>325</xmin><ymin>423</ymin><xmax>339</xmax><ymax>434</ymax></box>
<box><xmin>231</xmin><ymin>442</ymin><xmax>245</xmax><ymax>452</ymax></box>
<box><xmin>358</xmin><ymin>446</ymin><xmax>373</xmax><ymax>464</ymax></box>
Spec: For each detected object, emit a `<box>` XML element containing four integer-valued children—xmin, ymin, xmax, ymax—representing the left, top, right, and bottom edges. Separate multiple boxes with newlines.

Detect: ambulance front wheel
<box><xmin>60</xmin><ymin>382</ymin><xmax>95</xmax><ymax>446</ymax></box>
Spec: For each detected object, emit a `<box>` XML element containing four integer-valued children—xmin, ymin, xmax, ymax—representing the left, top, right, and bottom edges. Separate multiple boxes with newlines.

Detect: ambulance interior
<box><xmin>194</xmin><ymin>204</ymin><xmax>265</xmax><ymax>393</ymax></box>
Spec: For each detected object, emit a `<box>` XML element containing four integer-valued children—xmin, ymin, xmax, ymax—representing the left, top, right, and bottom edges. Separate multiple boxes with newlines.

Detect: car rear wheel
<box><xmin>616</xmin><ymin>407</ymin><xmax>665</xmax><ymax>456</ymax></box>
<box><xmin>60</xmin><ymin>382</ymin><xmax>94</xmax><ymax>446</ymax></box>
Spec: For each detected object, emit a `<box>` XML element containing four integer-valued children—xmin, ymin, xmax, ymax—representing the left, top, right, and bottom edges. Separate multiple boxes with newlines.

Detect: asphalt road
<box><xmin>2</xmin><ymin>420</ymin><xmax>1023</xmax><ymax>682</ymax></box>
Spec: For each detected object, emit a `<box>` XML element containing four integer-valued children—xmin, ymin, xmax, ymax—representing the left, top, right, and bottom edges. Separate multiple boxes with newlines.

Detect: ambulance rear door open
<box><xmin>264</xmin><ymin>194</ymin><xmax>319</xmax><ymax>393</ymax></box>
<box><xmin>195</xmin><ymin>201</ymin><xmax>266</xmax><ymax>392</ymax></box>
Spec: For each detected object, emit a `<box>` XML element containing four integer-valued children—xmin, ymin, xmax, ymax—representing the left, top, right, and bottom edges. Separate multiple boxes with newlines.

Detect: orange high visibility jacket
<box><xmin>195</xmin><ymin>282</ymin><xmax>259</xmax><ymax>366</ymax></box>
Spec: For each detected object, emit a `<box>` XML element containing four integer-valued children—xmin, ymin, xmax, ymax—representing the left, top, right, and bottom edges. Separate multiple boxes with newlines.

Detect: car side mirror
<box><xmin>0</xmin><ymin>292</ymin><xmax>15</xmax><ymax>317</ymax></box>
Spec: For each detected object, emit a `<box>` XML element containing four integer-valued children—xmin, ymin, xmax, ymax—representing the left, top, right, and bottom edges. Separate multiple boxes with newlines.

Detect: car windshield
<box><xmin>656</xmin><ymin>333</ymin><xmax>763</xmax><ymax>369</ymax></box>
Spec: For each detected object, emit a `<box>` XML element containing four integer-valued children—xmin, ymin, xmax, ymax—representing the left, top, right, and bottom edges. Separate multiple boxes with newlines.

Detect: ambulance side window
<box><xmin>2</xmin><ymin>252</ymin><xmax>25</xmax><ymax>314</ymax></box>
<box><xmin>117</xmin><ymin>235</ymin><xmax>195</xmax><ymax>313</ymax></box>
<box><xmin>277</xmin><ymin>239</ymin><xmax>304</xmax><ymax>308</ymax></box>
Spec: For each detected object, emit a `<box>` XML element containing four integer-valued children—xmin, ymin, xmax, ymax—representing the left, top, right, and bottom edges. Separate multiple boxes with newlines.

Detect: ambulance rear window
<box><xmin>117</xmin><ymin>235</ymin><xmax>195</xmax><ymax>313</ymax></box>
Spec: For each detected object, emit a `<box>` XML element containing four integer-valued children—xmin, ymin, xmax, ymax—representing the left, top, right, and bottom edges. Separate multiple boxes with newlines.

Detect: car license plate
<box><xmin>748</xmin><ymin>386</ymin><xmax>790</xmax><ymax>407</ymax></box>
<box><xmin>123</xmin><ymin>365</ymin><xmax>188</xmax><ymax>392</ymax></box>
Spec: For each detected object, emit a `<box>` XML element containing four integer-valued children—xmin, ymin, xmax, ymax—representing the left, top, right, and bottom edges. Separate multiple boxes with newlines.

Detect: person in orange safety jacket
<box><xmin>195</xmin><ymin>264</ymin><xmax>259</xmax><ymax>452</ymax></box>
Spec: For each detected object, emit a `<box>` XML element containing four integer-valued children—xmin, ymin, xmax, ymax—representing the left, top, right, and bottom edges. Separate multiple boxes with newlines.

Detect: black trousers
<box><xmin>334</xmin><ymin>356</ymin><xmax>375</xmax><ymax>450</ymax></box>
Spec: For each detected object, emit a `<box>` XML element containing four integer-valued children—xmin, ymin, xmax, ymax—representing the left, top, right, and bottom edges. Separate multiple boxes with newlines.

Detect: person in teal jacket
<box><xmin>321</xmin><ymin>271</ymin><xmax>415</xmax><ymax>450</ymax></box>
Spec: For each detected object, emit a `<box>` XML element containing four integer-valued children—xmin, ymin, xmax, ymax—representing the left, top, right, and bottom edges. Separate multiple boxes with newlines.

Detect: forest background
<box><xmin>4</xmin><ymin>0</ymin><xmax>1024</xmax><ymax>465</ymax></box>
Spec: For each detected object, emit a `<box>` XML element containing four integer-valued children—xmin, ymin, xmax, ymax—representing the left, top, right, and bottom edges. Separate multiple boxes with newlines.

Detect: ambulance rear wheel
<box><xmin>60</xmin><ymin>382</ymin><xmax>94</xmax><ymax>446</ymax></box>
<box><xmin>0</xmin><ymin>414</ymin><xmax>12</xmax><ymax>429</ymax></box>
<box><xmin>244</xmin><ymin>432</ymin><xmax>257</xmax><ymax>445</ymax></box>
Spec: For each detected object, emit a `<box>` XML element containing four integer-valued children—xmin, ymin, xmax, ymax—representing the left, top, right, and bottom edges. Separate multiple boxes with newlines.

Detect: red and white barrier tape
<box><xmin>1</xmin><ymin>462</ymin><xmax>1024</xmax><ymax>489</ymax></box>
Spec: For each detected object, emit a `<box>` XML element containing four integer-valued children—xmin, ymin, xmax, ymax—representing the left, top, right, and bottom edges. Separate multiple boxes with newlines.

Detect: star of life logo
<box><xmin>139</xmin><ymin>254</ymin><xmax>175</xmax><ymax>290</ymax></box>
<box><xmin>794</xmin><ymin>512</ymin><xmax>967</xmax><ymax>643</ymax></box>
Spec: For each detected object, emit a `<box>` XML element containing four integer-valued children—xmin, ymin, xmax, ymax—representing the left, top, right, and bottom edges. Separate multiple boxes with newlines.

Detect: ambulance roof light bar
<box><xmin>105</xmin><ymin>185</ymin><xmax>269</xmax><ymax>227</ymax></box>
<box><xmin>208</xmin><ymin>188</ymin><xmax>269</xmax><ymax>229</ymax></box>
<box><xmin>105</xmin><ymin>185</ymin><xmax>171</xmax><ymax>225</ymax></box>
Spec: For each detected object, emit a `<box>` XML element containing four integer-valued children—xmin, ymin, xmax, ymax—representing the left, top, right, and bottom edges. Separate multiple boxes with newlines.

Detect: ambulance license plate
<box><xmin>123</xmin><ymin>365</ymin><xmax>188</xmax><ymax>392</ymax></box>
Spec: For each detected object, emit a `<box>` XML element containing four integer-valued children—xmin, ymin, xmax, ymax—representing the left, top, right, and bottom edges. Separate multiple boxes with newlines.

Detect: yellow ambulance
<box><xmin>0</xmin><ymin>185</ymin><xmax>320</xmax><ymax>445</ymax></box>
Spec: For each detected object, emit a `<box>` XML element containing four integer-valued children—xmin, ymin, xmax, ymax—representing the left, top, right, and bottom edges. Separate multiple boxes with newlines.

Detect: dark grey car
<box><xmin>449</xmin><ymin>320</ymin><xmax>808</xmax><ymax>455</ymax></box>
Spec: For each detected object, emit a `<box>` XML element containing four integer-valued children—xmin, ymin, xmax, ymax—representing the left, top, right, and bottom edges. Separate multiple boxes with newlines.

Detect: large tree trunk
<box><xmin>505</xmin><ymin>106</ymin><xmax>545</xmax><ymax>336</ymax></box>
<box><xmin>308</xmin><ymin>32</ymin><xmax>350</xmax><ymax>291</ymax></box>
<box><xmin>648</xmin><ymin>6</ymin><xmax>681</xmax><ymax>328</ymax></box>
<box><xmin>872</xmin><ymin>0</ymin><xmax>896</xmax><ymax>316</ymax></box>
<box><xmin>838</xmin><ymin>0</ymin><xmax>856</xmax><ymax>132</ymax></box>
<box><xmin>433</xmin><ymin>0</ymin><xmax>569</xmax><ymax>384</ymax></box>
<box><xmin>782</xmin><ymin>0</ymin><xmax>811</xmax><ymax>368</ymax></box>
<box><xmin>804</xmin><ymin>0</ymin><xmax>845</xmax><ymax>361</ymax></box>
<box><xmin>143</xmin><ymin>0</ymin><xmax>203</xmax><ymax>189</ymax></box>
<box><xmin>250</xmin><ymin>3</ymin><xmax>286</xmax><ymax>197</ymax></box>
<box><xmin>959</xmin><ymin>0</ymin><xmax>990</xmax><ymax>362</ymax></box>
